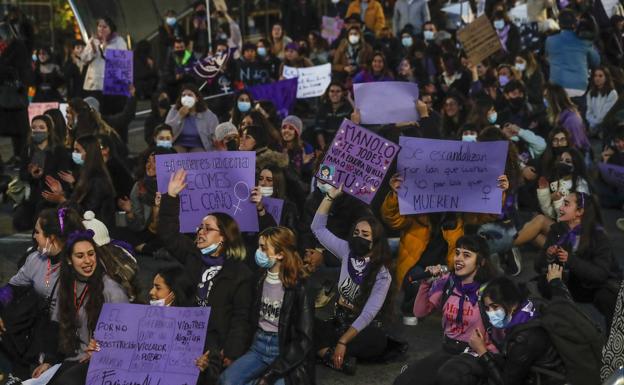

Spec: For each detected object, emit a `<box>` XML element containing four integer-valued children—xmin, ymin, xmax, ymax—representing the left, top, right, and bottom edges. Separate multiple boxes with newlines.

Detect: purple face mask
<box><xmin>499</xmin><ymin>75</ymin><xmax>510</xmax><ymax>87</ymax></box>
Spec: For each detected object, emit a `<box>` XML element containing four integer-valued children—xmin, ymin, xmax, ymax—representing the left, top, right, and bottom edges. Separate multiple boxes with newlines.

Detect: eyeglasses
<box><xmin>196</xmin><ymin>225</ymin><xmax>221</xmax><ymax>233</ymax></box>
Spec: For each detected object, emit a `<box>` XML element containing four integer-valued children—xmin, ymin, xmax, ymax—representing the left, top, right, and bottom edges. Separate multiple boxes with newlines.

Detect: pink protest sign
<box><xmin>321</xmin><ymin>16</ymin><xmax>344</xmax><ymax>44</ymax></box>
<box><xmin>28</xmin><ymin>102</ymin><xmax>59</xmax><ymax>123</ymax></box>
<box><xmin>316</xmin><ymin>119</ymin><xmax>400</xmax><ymax>204</ymax></box>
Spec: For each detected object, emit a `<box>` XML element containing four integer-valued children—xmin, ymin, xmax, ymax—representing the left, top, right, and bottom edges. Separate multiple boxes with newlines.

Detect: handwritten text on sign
<box><xmin>598</xmin><ymin>162</ymin><xmax>624</xmax><ymax>190</ymax></box>
<box><xmin>103</xmin><ymin>49</ymin><xmax>133</xmax><ymax>96</ymax></box>
<box><xmin>282</xmin><ymin>63</ymin><xmax>332</xmax><ymax>99</ymax></box>
<box><xmin>317</xmin><ymin>119</ymin><xmax>400</xmax><ymax>204</ymax></box>
<box><xmin>397</xmin><ymin>137</ymin><xmax>508</xmax><ymax>214</ymax></box>
<box><xmin>155</xmin><ymin>152</ymin><xmax>259</xmax><ymax>232</ymax></box>
<box><xmin>86</xmin><ymin>303</ymin><xmax>210</xmax><ymax>385</ymax></box>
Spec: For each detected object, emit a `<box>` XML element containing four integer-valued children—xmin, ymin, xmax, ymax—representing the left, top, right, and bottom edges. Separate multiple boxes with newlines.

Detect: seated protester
<box><xmin>596</xmin><ymin>126</ymin><xmax>624</xmax><ymax>208</ymax></box>
<box><xmin>256</xmin><ymin>39</ymin><xmax>282</xmax><ymax>81</ymax></box>
<box><xmin>160</xmin><ymin>38</ymin><xmax>198</xmax><ymax>101</ymax></box>
<box><xmin>352</xmin><ymin>51</ymin><xmax>394</xmax><ymax>84</ymax></box>
<box><xmin>311</xmin><ymin>184</ymin><xmax>393</xmax><ymax>375</ymax></box>
<box><xmin>153</xmin><ymin>123</ymin><xmax>174</xmax><ymax>149</ymax></box>
<box><xmin>278</xmin><ymin>42</ymin><xmax>313</xmax><ymax>78</ymax></box>
<box><xmin>165</xmin><ymin>83</ymin><xmax>218</xmax><ymax>153</ymax></box>
<box><xmin>234</xmin><ymin>42</ymin><xmax>271</xmax><ymax>88</ymax></box>
<box><xmin>42</xmin><ymin>135</ymin><xmax>117</xmax><ymax>228</ymax></box>
<box><xmin>438</xmin><ymin>54</ymin><xmax>471</xmax><ymax>98</ymax></box>
<box><xmin>396</xmin><ymin>57</ymin><xmax>418</xmax><ymax>83</ymax></box>
<box><xmin>44</xmin><ymin>108</ymin><xmax>71</xmax><ymax>151</ymax></box>
<box><xmin>258</xmin><ymin>165</ymin><xmax>300</xmax><ymax>232</ymax></box>
<box><xmin>240</xmin><ymin>109</ymin><xmax>282</xmax><ymax>151</ymax></box>
<box><xmin>514</xmin><ymin>50</ymin><xmax>545</xmax><ymax>108</ymax></box>
<box><xmin>82</xmin><ymin>211</ymin><xmax>139</xmax><ymax>303</ymax></box>
<box><xmin>315</xmin><ymin>82</ymin><xmax>354</xmax><ymax>150</ymax></box>
<box><xmin>281</xmin><ymin>115</ymin><xmax>315</xmax><ymax>182</ymax></box>
<box><xmin>440</xmin><ymin>94</ymin><xmax>468</xmax><ymax>139</ymax></box>
<box><xmin>497</xmin><ymin>114</ymin><xmax>547</xmax><ymax>168</ymax></box>
<box><xmin>536</xmin><ymin>192</ymin><xmax>622</xmax><ymax>328</ymax></box>
<box><xmin>230</xmin><ymin>90</ymin><xmax>255</xmax><ymax>128</ymax></box>
<box><xmin>158</xmin><ymin>169</ymin><xmax>254</xmax><ymax>384</ymax></box>
<box><xmin>491</xmin><ymin>10</ymin><xmax>521</xmax><ymax>60</ymax></box>
<box><xmin>219</xmin><ymin>227</ymin><xmax>314</xmax><ymax>385</ymax></box>
<box><xmin>332</xmin><ymin>25</ymin><xmax>374</xmax><ymax>82</ymax></box>
<box><xmin>35</xmin><ymin>230</ymin><xmax>129</xmax><ymax>385</ymax></box>
<box><xmin>97</xmin><ymin>134</ymin><xmax>134</xmax><ymax>200</ymax></box>
<box><xmin>465</xmin><ymin>98</ymin><xmax>499</xmax><ymax>132</ymax></box>
<box><xmin>543</xmin><ymin>83</ymin><xmax>591</xmax><ymax>156</ymax></box>
<box><xmin>149</xmin><ymin>266</ymin><xmax>195</xmax><ymax>307</ymax></box>
<box><xmin>393</xmin><ymin>235</ymin><xmax>498</xmax><ymax>385</ymax></box>
<box><xmin>13</xmin><ymin>115</ymin><xmax>71</xmax><ymax>231</ymax></box>
<box><xmin>213</xmin><ymin>122</ymin><xmax>240</xmax><ymax>151</ymax></box>
<box><xmin>0</xmin><ymin>208</ymin><xmax>84</xmax><ymax>379</ymax></box>
<box><xmin>144</xmin><ymin>91</ymin><xmax>171</xmax><ymax>146</ymax></box>
<box><xmin>586</xmin><ymin>67</ymin><xmax>618</xmax><ymax>136</ymax></box>
<box><xmin>500</xmin><ymin>80</ymin><xmax>541</xmax><ymax>134</ymax></box>
<box><xmin>538</xmin><ymin>127</ymin><xmax>575</xmax><ymax>181</ymax></box>
<box><xmin>469</xmin><ymin>274</ymin><xmax>563</xmax><ymax>385</ymax></box>
<box><xmin>308</xmin><ymin>30</ymin><xmax>330</xmax><ymax>65</ymax></box>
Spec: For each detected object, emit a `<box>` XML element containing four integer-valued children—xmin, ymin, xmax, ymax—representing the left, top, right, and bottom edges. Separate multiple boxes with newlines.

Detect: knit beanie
<box><xmin>281</xmin><ymin>115</ymin><xmax>303</xmax><ymax>137</ymax></box>
<box><xmin>82</xmin><ymin>211</ymin><xmax>110</xmax><ymax>246</ymax></box>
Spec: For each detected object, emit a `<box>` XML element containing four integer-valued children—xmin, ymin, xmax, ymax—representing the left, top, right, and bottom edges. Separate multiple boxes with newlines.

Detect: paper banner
<box><xmin>282</xmin><ymin>63</ymin><xmax>332</xmax><ymax>99</ymax></box>
<box><xmin>354</xmin><ymin>81</ymin><xmax>419</xmax><ymax>124</ymax></box>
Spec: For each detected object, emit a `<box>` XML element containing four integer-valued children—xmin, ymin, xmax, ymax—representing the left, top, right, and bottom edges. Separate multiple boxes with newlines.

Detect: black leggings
<box><xmin>314</xmin><ymin>318</ymin><xmax>387</xmax><ymax>360</ymax></box>
<box><xmin>394</xmin><ymin>349</ymin><xmax>485</xmax><ymax>385</ymax></box>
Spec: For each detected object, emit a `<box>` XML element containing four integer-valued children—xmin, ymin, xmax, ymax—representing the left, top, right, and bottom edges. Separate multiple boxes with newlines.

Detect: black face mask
<box><xmin>158</xmin><ymin>98</ymin><xmax>170</xmax><ymax>109</ymax></box>
<box><xmin>225</xmin><ymin>140</ymin><xmax>239</xmax><ymax>151</ymax></box>
<box><xmin>348</xmin><ymin>236</ymin><xmax>372</xmax><ymax>257</ymax></box>
<box><xmin>174</xmin><ymin>50</ymin><xmax>185</xmax><ymax>58</ymax></box>
<box><xmin>556</xmin><ymin>162</ymin><xmax>574</xmax><ymax>176</ymax></box>
<box><xmin>508</xmin><ymin>97</ymin><xmax>524</xmax><ymax>110</ymax></box>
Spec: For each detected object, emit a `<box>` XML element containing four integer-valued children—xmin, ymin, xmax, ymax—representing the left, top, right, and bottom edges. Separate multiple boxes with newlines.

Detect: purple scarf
<box><xmin>497</xmin><ymin>25</ymin><xmax>510</xmax><ymax>51</ymax></box>
<box><xmin>202</xmin><ymin>254</ymin><xmax>225</xmax><ymax>267</ymax></box>
<box><xmin>454</xmin><ymin>276</ymin><xmax>481</xmax><ymax>324</ymax></box>
<box><xmin>506</xmin><ymin>300</ymin><xmax>538</xmax><ymax>329</ymax></box>
<box><xmin>556</xmin><ymin>224</ymin><xmax>581</xmax><ymax>248</ymax></box>
<box><xmin>347</xmin><ymin>253</ymin><xmax>371</xmax><ymax>285</ymax></box>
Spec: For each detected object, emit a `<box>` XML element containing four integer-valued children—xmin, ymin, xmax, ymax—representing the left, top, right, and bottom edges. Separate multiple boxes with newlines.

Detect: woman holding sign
<box><xmin>311</xmin><ymin>184</ymin><xmax>393</xmax><ymax>375</ymax></box>
<box><xmin>219</xmin><ymin>227</ymin><xmax>314</xmax><ymax>385</ymax></box>
<box><xmin>159</xmin><ymin>169</ymin><xmax>255</xmax><ymax>384</ymax></box>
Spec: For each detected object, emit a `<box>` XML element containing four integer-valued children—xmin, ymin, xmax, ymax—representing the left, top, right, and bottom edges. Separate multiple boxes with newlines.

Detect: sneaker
<box><xmin>503</xmin><ymin>248</ymin><xmax>522</xmax><ymax>277</ymax></box>
<box><xmin>402</xmin><ymin>316</ymin><xmax>418</xmax><ymax>326</ymax></box>
<box><xmin>617</xmin><ymin>218</ymin><xmax>624</xmax><ymax>232</ymax></box>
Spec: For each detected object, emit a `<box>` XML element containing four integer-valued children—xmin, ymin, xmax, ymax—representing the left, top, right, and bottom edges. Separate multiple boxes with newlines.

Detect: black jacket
<box><xmin>251</xmin><ymin>273</ymin><xmax>315</xmax><ymax>385</ymax></box>
<box><xmin>158</xmin><ymin>194</ymin><xmax>254</xmax><ymax>361</ymax></box>
<box><xmin>70</xmin><ymin>174</ymin><xmax>116</xmax><ymax>227</ymax></box>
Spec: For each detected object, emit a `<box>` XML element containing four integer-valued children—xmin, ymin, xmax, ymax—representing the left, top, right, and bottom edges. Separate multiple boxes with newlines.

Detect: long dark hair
<box><xmin>58</xmin><ymin>234</ymin><xmax>105</xmax><ymax>354</ymax></box>
<box><xmin>155</xmin><ymin>266</ymin><xmax>195</xmax><ymax>306</ymax></box>
<box><xmin>571</xmin><ymin>192</ymin><xmax>603</xmax><ymax>255</ymax></box>
<box><xmin>175</xmin><ymin>83</ymin><xmax>207</xmax><ymax>113</ymax></box>
<box><xmin>455</xmin><ymin>235</ymin><xmax>497</xmax><ymax>284</ymax></box>
<box><xmin>482</xmin><ymin>276</ymin><xmax>527</xmax><ymax>313</ymax></box>
<box><xmin>540</xmin><ymin>127</ymin><xmax>573</xmax><ymax>179</ymax></box>
<box><xmin>44</xmin><ymin>109</ymin><xmax>68</xmax><ymax>147</ymax></box>
<box><xmin>589</xmin><ymin>66</ymin><xmax>615</xmax><ymax>97</ymax></box>
<box><xmin>552</xmin><ymin>148</ymin><xmax>590</xmax><ymax>194</ymax></box>
<box><xmin>230</xmin><ymin>90</ymin><xmax>255</xmax><ymax>127</ymax></box>
<box><xmin>38</xmin><ymin>207</ymin><xmax>85</xmax><ymax>246</ymax></box>
<box><xmin>28</xmin><ymin>114</ymin><xmax>60</xmax><ymax>148</ymax></box>
<box><xmin>72</xmin><ymin>135</ymin><xmax>115</xmax><ymax>204</ymax></box>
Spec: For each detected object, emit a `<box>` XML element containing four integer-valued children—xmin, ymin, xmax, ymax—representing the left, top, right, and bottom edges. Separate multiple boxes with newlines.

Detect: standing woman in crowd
<box><xmin>514</xmin><ymin>50</ymin><xmax>544</xmax><ymax>106</ymax></box>
<box><xmin>159</xmin><ymin>169</ymin><xmax>254</xmax><ymax>384</ymax></box>
<box><xmin>13</xmin><ymin>115</ymin><xmax>70</xmax><ymax>231</ymax></box>
<box><xmin>257</xmin><ymin>165</ymin><xmax>299</xmax><ymax>231</ymax></box>
<box><xmin>315</xmin><ymin>82</ymin><xmax>353</xmax><ymax>150</ymax></box>
<box><xmin>268</xmin><ymin>23</ymin><xmax>292</xmax><ymax>60</ymax></box>
<box><xmin>543</xmin><ymin>83</ymin><xmax>591</xmax><ymax>155</ymax></box>
<box><xmin>32</xmin><ymin>229</ymin><xmax>129</xmax><ymax>384</ymax></box>
<box><xmin>32</xmin><ymin>47</ymin><xmax>63</xmax><ymax>102</ymax></box>
<box><xmin>585</xmin><ymin>66</ymin><xmax>618</xmax><ymax>136</ymax></box>
<box><xmin>165</xmin><ymin>83</ymin><xmax>219</xmax><ymax>153</ymax></box>
<box><xmin>394</xmin><ymin>235</ymin><xmax>498</xmax><ymax>385</ymax></box>
<box><xmin>440</xmin><ymin>94</ymin><xmax>467</xmax><ymax>139</ymax></box>
<box><xmin>281</xmin><ymin>115</ymin><xmax>315</xmax><ymax>183</ymax></box>
<box><xmin>219</xmin><ymin>227</ymin><xmax>314</xmax><ymax>384</ymax></box>
<box><xmin>311</xmin><ymin>185</ymin><xmax>393</xmax><ymax>375</ymax></box>
<box><xmin>332</xmin><ymin>25</ymin><xmax>374</xmax><ymax>82</ymax></box>
<box><xmin>80</xmin><ymin>17</ymin><xmax>128</xmax><ymax>115</ymax></box>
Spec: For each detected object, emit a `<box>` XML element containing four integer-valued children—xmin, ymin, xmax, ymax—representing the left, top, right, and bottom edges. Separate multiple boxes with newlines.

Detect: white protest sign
<box><xmin>282</xmin><ymin>63</ymin><xmax>332</xmax><ymax>99</ymax></box>
<box><xmin>442</xmin><ymin>2</ymin><xmax>475</xmax><ymax>23</ymax></box>
<box><xmin>601</xmin><ymin>0</ymin><xmax>619</xmax><ymax>17</ymax></box>
<box><xmin>508</xmin><ymin>3</ymin><xmax>529</xmax><ymax>26</ymax></box>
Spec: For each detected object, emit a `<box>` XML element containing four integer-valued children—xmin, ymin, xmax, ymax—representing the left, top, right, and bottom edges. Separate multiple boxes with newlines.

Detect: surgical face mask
<box><xmin>255</xmin><ymin>249</ymin><xmax>276</xmax><ymax>269</ymax></box>
<box><xmin>181</xmin><ymin>95</ymin><xmax>196</xmax><ymax>108</ymax></box>
<box><xmin>401</xmin><ymin>36</ymin><xmax>413</xmax><ymax>47</ymax></box>
<box><xmin>257</xmin><ymin>47</ymin><xmax>267</xmax><ymax>57</ymax></box>
<box><xmin>156</xmin><ymin>140</ymin><xmax>172</xmax><ymax>148</ymax></box>
<box><xmin>237</xmin><ymin>101</ymin><xmax>251</xmax><ymax>112</ymax></box>
<box><xmin>498</xmin><ymin>75</ymin><xmax>510</xmax><ymax>87</ymax></box>
<box><xmin>462</xmin><ymin>134</ymin><xmax>477</xmax><ymax>142</ymax></box>
<box><xmin>260</xmin><ymin>186</ymin><xmax>274</xmax><ymax>197</ymax></box>
<box><xmin>31</xmin><ymin>131</ymin><xmax>48</xmax><ymax>144</ymax></box>
<box><xmin>423</xmin><ymin>30</ymin><xmax>435</xmax><ymax>41</ymax></box>
<box><xmin>487</xmin><ymin>308</ymin><xmax>509</xmax><ymax>328</ymax></box>
<box><xmin>200</xmin><ymin>242</ymin><xmax>220</xmax><ymax>256</ymax></box>
<box><xmin>348</xmin><ymin>34</ymin><xmax>360</xmax><ymax>45</ymax></box>
<box><xmin>493</xmin><ymin>20</ymin><xmax>505</xmax><ymax>30</ymax></box>
<box><xmin>487</xmin><ymin>112</ymin><xmax>498</xmax><ymax>124</ymax></box>
<box><xmin>72</xmin><ymin>151</ymin><xmax>84</xmax><ymax>165</ymax></box>
<box><xmin>514</xmin><ymin>62</ymin><xmax>526</xmax><ymax>72</ymax></box>
<box><xmin>150</xmin><ymin>292</ymin><xmax>173</xmax><ymax>306</ymax></box>
<box><xmin>32</xmin><ymin>54</ymin><xmax>37</xmax><ymax>62</ymax></box>
<box><xmin>317</xmin><ymin>181</ymin><xmax>332</xmax><ymax>194</ymax></box>
<box><xmin>166</xmin><ymin>17</ymin><xmax>177</xmax><ymax>26</ymax></box>
<box><xmin>510</xmin><ymin>135</ymin><xmax>520</xmax><ymax>142</ymax></box>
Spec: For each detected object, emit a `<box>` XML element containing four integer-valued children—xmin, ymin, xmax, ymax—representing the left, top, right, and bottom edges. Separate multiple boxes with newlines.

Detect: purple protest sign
<box><xmin>316</xmin><ymin>119</ymin><xmax>400</xmax><ymax>204</ymax></box>
<box><xmin>263</xmin><ymin>197</ymin><xmax>284</xmax><ymax>225</ymax></box>
<box><xmin>249</xmin><ymin>78</ymin><xmax>298</xmax><ymax>119</ymax></box>
<box><xmin>598</xmin><ymin>162</ymin><xmax>624</xmax><ymax>190</ymax></box>
<box><xmin>155</xmin><ymin>151</ymin><xmax>259</xmax><ymax>232</ymax></box>
<box><xmin>354</xmin><ymin>82</ymin><xmax>419</xmax><ymax>124</ymax></box>
<box><xmin>86</xmin><ymin>303</ymin><xmax>210</xmax><ymax>385</ymax></box>
<box><xmin>103</xmin><ymin>49</ymin><xmax>133</xmax><ymax>96</ymax></box>
<box><xmin>397</xmin><ymin>137</ymin><xmax>508</xmax><ymax>214</ymax></box>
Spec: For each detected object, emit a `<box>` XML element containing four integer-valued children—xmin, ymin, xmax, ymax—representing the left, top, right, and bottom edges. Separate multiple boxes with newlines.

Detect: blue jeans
<box><xmin>218</xmin><ymin>330</ymin><xmax>285</xmax><ymax>385</ymax></box>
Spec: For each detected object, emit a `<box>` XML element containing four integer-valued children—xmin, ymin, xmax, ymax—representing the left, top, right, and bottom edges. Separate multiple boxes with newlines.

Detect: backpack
<box><xmin>439</xmin><ymin>275</ymin><xmax>493</xmax><ymax>333</ymax></box>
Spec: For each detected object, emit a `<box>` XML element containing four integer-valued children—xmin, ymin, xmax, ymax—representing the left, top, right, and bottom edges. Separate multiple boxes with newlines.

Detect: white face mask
<box><xmin>150</xmin><ymin>298</ymin><xmax>166</xmax><ymax>306</ymax></box>
<box><xmin>423</xmin><ymin>30</ymin><xmax>435</xmax><ymax>41</ymax></box>
<box><xmin>514</xmin><ymin>62</ymin><xmax>526</xmax><ymax>72</ymax></box>
<box><xmin>260</xmin><ymin>186</ymin><xmax>274</xmax><ymax>197</ymax></box>
<box><xmin>348</xmin><ymin>34</ymin><xmax>360</xmax><ymax>45</ymax></box>
<box><xmin>462</xmin><ymin>134</ymin><xmax>478</xmax><ymax>142</ymax></box>
<box><xmin>181</xmin><ymin>95</ymin><xmax>196</xmax><ymax>108</ymax></box>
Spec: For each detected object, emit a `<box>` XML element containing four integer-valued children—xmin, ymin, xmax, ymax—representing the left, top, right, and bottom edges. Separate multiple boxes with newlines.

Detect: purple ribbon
<box><xmin>110</xmin><ymin>239</ymin><xmax>135</xmax><ymax>257</ymax></box>
<box><xmin>556</xmin><ymin>225</ymin><xmax>581</xmax><ymax>248</ymax></box>
<box><xmin>67</xmin><ymin>229</ymin><xmax>95</xmax><ymax>249</ymax></box>
<box><xmin>58</xmin><ymin>208</ymin><xmax>67</xmax><ymax>233</ymax></box>
<box><xmin>505</xmin><ymin>300</ymin><xmax>539</xmax><ymax>329</ymax></box>
<box><xmin>453</xmin><ymin>275</ymin><xmax>481</xmax><ymax>324</ymax></box>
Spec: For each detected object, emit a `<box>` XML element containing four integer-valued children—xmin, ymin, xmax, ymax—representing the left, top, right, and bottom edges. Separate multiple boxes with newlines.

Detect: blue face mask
<box><xmin>401</xmin><ymin>36</ymin><xmax>413</xmax><ymax>47</ymax></box>
<box><xmin>166</xmin><ymin>17</ymin><xmax>177</xmax><ymax>26</ymax></box>
<box><xmin>462</xmin><ymin>134</ymin><xmax>477</xmax><ymax>142</ymax></box>
<box><xmin>72</xmin><ymin>151</ymin><xmax>84</xmax><ymax>165</ymax></box>
<box><xmin>156</xmin><ymin>140</ymin><xmax>172</xmax><ymax>148</ymax></box>
<box><xmin>237</xmin><ymin>101</ymin><xmax>251</xmax><ymax>112</ymax></box>
<box><xmin>487</xmin><ymin>112</ymin><xmax>498</xmax><ymax>124</ymax></box>
<box><xmin>255</xmin><ymin>249</ymin><xmax>275</xmax><ymax>269</ymax></box>
<box><xmin>487</xmin><ymin>308</ymin><xmax>510</xmax><ymax>328</ymax></box>
<box><xmin>200</xmin><ymin>242</ymin><xmax>220</xmax><ymax>256</ymax></box>
<box><xmin>257</xmin><ymin>47</ymin><xmax>267</xmax><ymax>57</ymax></box>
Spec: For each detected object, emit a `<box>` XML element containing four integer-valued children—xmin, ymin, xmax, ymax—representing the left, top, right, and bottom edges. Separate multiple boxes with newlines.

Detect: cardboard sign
<box><xmin>103</xmin><ymin>49</ymin><xmax>133</xmax><ymax>96</ymax></box>
<box><xmin>155</xmin><ymin>151</ymin><xmax>259</xmax><ymax>232</ymax></box>
<box><xmin>282</xmin><ymin>63</ymin><xmax>332</xmax><ymax>99</ymax></box>
<box><xmin>397</xmin><ymin>137</ymin><xmax>508</xmax><ymax>215</ymax></box>
<box><xmin>456</xmin><ymin>15</ymin><xmax>502</xmax><ymax>65</ymax></box>
<box><xmin>599</xmin><ymin>162</ymin><xmax>624</xmax><ymax>190</ymax></box>
<box><xmin>263</xmin><ymin>197</ymin><xmax>284</xmax><ymax>225</ymax></box>
<box><xmin>86</xmin><ymin>304</ymin><xmax>210</xmax><ymax>385</ymax></box>
<box><xmin>316</xmin><ymin>119</ymin><xmax>400</xmax><ymax>204</ymax></box>
<box><xmin>354</xmin><ymin>82</ymin><xmax>419</xmax><ymax>124</ymax></box>
<box><xmin>213</xmin><ymin>0</ymin><xmax>228</xmax><ymax>11</ymax></box>
<box><xmin>321</xmin><ymin>16</ymin><xmax>344</xmax><ymax>44</ymax></box>
<box><xmin>28</xmin><ymin>102</ymin><xmax>59</xmax><ymax>123</ymax></box>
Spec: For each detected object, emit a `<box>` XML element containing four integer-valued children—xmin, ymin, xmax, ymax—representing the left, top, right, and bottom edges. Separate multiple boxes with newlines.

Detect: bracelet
<box><xmin>325</xmin><ymin>194</ymin><xmax>335</xmax><ymax>201</ymax></box>
<box><xmin>337</xmin><ymin>341</ymin><xmax>347</xmax><ymax>346</ymax></box>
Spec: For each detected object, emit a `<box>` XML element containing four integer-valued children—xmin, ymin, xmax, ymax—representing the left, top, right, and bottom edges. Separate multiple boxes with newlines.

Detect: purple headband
<box><xmin>67</xmin><ymin>229</ymin><xmax>95</xmax><ymax>249</ymax></box>
<box><xmin>58</xmin><ymin>208</ymin><xmax>67</xmax><ymax>233</ymax></box>
<box><xmin>577</xmin><ymin>192</ymin><xmax>585</xmax><ymax>208</ymax></box>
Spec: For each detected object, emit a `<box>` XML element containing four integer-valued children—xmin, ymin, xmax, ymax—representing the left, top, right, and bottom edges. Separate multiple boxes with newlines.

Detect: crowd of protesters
<box><xmin>0</xmin><ymin>0</ymin><xmax>624</xmax><ymax>384</ymax></box>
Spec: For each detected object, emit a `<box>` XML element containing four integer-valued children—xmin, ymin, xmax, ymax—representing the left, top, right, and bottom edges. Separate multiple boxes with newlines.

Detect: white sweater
<box><xmin>586</xmin><ymin>89</ymin><xmax>618</xmax><ymax>130</ymax></box>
